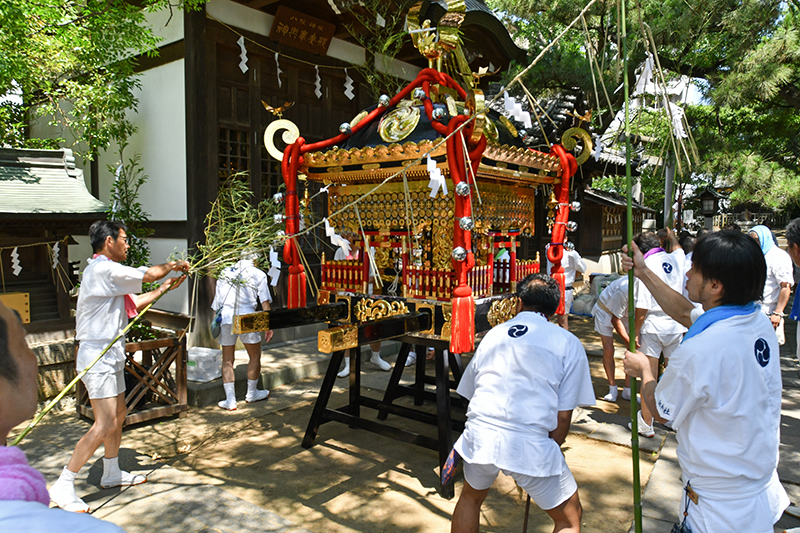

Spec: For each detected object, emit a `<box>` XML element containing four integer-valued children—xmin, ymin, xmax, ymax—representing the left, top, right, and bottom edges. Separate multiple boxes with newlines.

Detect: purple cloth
<box><xmin>643</xmin><ymin>247</ymin><xmax>665</xmax><ymax>259</ymax></box>
<box><xmin>0</xmin><ymin>447</ymin><xmax>50</xmax><ymax>505</ymax></box>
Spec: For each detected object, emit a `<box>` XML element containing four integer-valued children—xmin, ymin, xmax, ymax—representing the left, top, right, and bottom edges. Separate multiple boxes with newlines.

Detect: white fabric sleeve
<box><xmin>653</xmin><ymin>354</ymin><xmax>704</xmax><ymax>423</ymax></box>
<box><xmin>106</xmin><ymin>262</ymin><xmax>145</xmax><ymax>296</ymax></box>
<box><xmin>557</xmin><ymin>337</ymin><xmax>596</xmax><ymax>410</ymax></box>
<box><xmin>775</xmin><ymin>252</ymin><xmax>795</xmax><ymax>286</ymax></box>
<box><xmin>575</xmin><ymin>253</ymin><xmax>587</xmax><ymax>274</ymax></box>
<box><xmin>257</xmin><ymin>273</ymin><xmax>273</xmax><ymax>303</ymax></box>
<box><xmin>633</xmin><ymin>277</ymin><xmax>652</xmax><ymax>310</ymax></box>
<box><xmin>456</xmin><ymin>351</ymin><xmax>480</xmax><ymax>400</ymax></box>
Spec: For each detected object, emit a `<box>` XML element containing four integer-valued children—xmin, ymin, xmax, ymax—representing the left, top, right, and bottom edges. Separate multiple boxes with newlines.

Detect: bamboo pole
<box><xmin>622</xmin><ymin>0</ymin><xmax>643</xmax><ymax>530</ymax></box>
<box><xmin>10</xmin><ymin>278</ymin><xmax>184</xmax><ymax>446</ymax></box>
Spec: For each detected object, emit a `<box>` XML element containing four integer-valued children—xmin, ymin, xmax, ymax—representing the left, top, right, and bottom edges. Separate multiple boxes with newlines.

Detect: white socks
<box><xmin>100</xmin><ymin>456</ymin><xmax>146</xmax><ymax>488</ymax></box>
<box><xmin>370</xmin><ymin>350</ymin><xmax>392</xmax><ymax>371</ymax></box>
<box><xmin>621</xmin><ymin>387</ymin><xmax>631</xmax><ymax>401</ymax></box>
<box><xmin>337</xmin><ymin>356</ymin><xmax>351</xmax><ymax>378</ymax></box>
<box><xmin>602</xmin><ymin>385</ymin><xmax>618</xmax><ymax>402</ymax></box>
<box><xmin>50</xmin><ymin>466</ymin><xmax>89</xmax><ymax>513</ymax></box>
<box><xmin>245</xmin><ymin>378</ymin><xmax>269</xmax><ymax>403</ymax></box>
<box><xmin>406</xmin><ymin>351</ymin><xmax>417</xmax><ymax>367</ymax></box>
<box><xmin>218</xmin><ymin>382</ymin><xmax>237</xmax><ymax>410</ymax></box>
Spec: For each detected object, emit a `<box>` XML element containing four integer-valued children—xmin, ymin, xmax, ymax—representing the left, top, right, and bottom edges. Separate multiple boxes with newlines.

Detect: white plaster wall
<box><xmin>145</xmin><ymin>6</ymin><xmax>184</xmax><ymax>46</ymax></box>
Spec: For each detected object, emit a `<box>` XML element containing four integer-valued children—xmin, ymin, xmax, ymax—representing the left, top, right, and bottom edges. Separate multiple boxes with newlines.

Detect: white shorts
<box><xmin>81</xmin><ymin>370</ymin><xmax>125</xmax><ymax>400</ymax></box>
<box><xmin>463</xmin><ymin>462</ymin><xmax>577</xmax><ymax>511</ymax></box>
<box><xmin>593</xmin><ymin>305</ymin><xmax>614</xmax><ymax>337</ymax></box>
<box><xmin>639</xmin><ymin>331</ymin><xmax>682</xmax><ymax>359</ymax></box>
<box><xmin>559</xmin><ymin>289</ymin><xmax>575</xmax><ymax>315</ymax></box>
<box><xmin>218</xmin><ymin>323</ymin><xmax>262</xmax><ymax>346</ymax></box>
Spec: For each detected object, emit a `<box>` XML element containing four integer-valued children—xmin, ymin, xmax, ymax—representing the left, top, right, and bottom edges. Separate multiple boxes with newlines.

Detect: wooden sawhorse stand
<box><xmin>301</xmin><ymin>335</ymin><xmax>466</xmax><ymax>499</ymax></box>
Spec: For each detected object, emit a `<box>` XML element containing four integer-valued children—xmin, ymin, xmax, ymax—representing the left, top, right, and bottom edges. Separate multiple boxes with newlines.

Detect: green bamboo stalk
<box><xmin>622</xmin><ymin>0</ymin><xmax>643</xmax><ymax>530</ymax></box>
<box><xmin>10</xmin><ymin>280</ymin><xmax>182</xmax><ymax>446</ymax></box>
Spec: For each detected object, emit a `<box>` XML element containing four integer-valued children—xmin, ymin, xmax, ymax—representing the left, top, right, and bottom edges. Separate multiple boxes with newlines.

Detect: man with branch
<box><xmin>49</xmin><ymin>220</ymin><xmax>188</xmax><ymax>512</ymax></box>
<box><xmin>623</xmin><ymin>230</ymin><xmax>789</xmax><ymax>532</ymax></box>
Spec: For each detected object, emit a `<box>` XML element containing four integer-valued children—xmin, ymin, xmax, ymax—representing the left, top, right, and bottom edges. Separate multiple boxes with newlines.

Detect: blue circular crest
<box><xmin>754</xmin><ymin>338</ymin><xmax>770</xmax><ymax>367</ymax></box>
<box><xmin>508</xmin><ymin>324</ymin><xmax>529</xmax><ymax>338</ymax></box>
<box><xmin>662</xmin><ymin>262</ymin><xmax>673</xmax><ymax>274</ymax></box>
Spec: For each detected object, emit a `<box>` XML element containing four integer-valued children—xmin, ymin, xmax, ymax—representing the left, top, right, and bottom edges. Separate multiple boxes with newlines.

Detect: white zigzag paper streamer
<box><xmin>52</xmin><ymin>242</ymin><xmax>60</xmax><ymax>270</ymax></box>
<box><xmin>268</xmin><ymin>247</ymin><xmax>281</xmax><ymax>287</ymax></box>
<box><xmin>237</xmin><ymin>36</ymin><xmax>249</xmax><ymax>73</ymax></box>
<box><xmin>11</xmin><ymin>247</ymin><xmax>21</xmax><ymax>276</ymax></box>
<box><xmin>275</xmin><ymin>52</ymin><xmax>283</xmax><ymax>88</ymax></box>
<box><xmin>315</xmin><ymin>65</ymin><xmax>322</xmax><ymax>99</ymax></box>
<box><xmin>503</xmin><ymin>91</ymin><xmax>532</xmax><ymax>129</ymax></box>
<box><xmin>323</xmin><ymin>218</ymin><xmax>351</xmax><ymax>257</ymax></box>
<box><xmin>427</xmin><ymin>156</ymin><xmax>447</xmax><ymax>198</ymax></box>
<box><xmin>344</xmin><ymin>68</ymin><xmax>355</xmax><ymax>100</ymax></box>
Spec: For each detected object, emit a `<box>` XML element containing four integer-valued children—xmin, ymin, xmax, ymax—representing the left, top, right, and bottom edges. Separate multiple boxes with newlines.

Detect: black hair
<box><xmin>695</xmin><ymin>228</ymin><xmax>711</xmax><ymax>241</ymax></box>
<box><xmin>633</xmin><ymin>232</ymin><xmax>661</xmax><ymax>254</ymax></box>
<box><xmin>679</xmin><ymin>235</ymin><xmax>696</xmax><ymax>254</ymax></box>
<box><xmin>786</xmin><ymin>218</ymin><xmax>800</xmax><ymax>247</ymax></box>
<box><xmin>89</xmin><ymin>220</ymin><xmax>127</xmax><ymax>253</ymax></box>
<box><xmin>692</xmin><ymin>230</ymin><xmax>766</xmax><ymax>306</ymax></box>
<box><xmin>516</xmin><ymin>273</ymin><xmax>560</xmax><ymax>316</ymax></box>
<box><xmin>0</xmin><ymin>312</ymin><xmax>18</xmax><ymax>384</ymax></box>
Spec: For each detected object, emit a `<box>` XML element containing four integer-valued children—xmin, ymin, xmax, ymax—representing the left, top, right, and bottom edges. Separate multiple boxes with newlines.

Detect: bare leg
<box><xmin>557</xmin><ymin>313</ymin><xmax>569</xmax><ymax>331</ymax></box>
<box><xmin>451</xmin><ymin>481</ymin><xmax>490</xmax><ymax>533</ymax></box>
<box><xmin>600</xmin><ymin>335</ymin><xmax>616</xmax><ymax>387</ymax></box>
<box><xmin>244</xmin><ymin>342</ymin><xmax>262</xmax><ymax>380</ymax></box>
<box><xmin>221</xmin><ymin>344</ymin><xmax>236</xmax><ymax>383</ymax></box>
<box><xmin>67</xmin><ymin>394</ymin><xmax>124</xmax><ymax>472</ymax></box>
<box><xmin>543</xmin><ymin>490</ymin><xmax>582</xmax><ymax>533</ymax></box>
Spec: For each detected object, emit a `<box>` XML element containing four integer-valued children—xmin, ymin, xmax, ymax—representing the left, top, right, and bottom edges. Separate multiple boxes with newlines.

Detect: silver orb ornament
<box><xmin>272</xmin><ymin>192</ymin><xmax>284</xmax><ymax>204</ymax></box>
<box><xmin>565</xmin><ymin>241</ymin><xmax>575</xmax><ymax>251</ymax></box>
<box><xmin>274</xmin><ymin>214</ymin><xmax>286</xmax><ymax>225</ymax></box>
<box><xmin>432</xmin><ymin>107</ymin><xmax>446</xmax><ymax>120</ymax></box>
<box><xmin>339</xmin><ymin>122</ymin><xmax>352</xmax><ymax>135</ymax></box>
<box><xmin>455</xmin><ymin>182</ymin><xmax>470</xmax><ymax>196</ymax></box>
<box><xmin>519</xmin><ymin>129</ymin><xmax>527</xmax><ymax>139</ymax></box>
<box><xmin>566</xmin><ymin>220</ymin><xmax>578</xmax><ymax>232</ymax></box>
<box><xmin>379</xmin><ymin>94</ymin><xmax>391</xmax><ymax>107</ymax></box>
<box><xmin>459</xmin><ymin>217</ymin><xmax>475</xmax><ymax>231</ymax></box>
<box><xmin>570</xmin><ymin>201</ymin><xmax>581</xmax><ymax>212</ymax></box>
<box><xmin>413</xmin><ymin>88</ymin><xmax>426</xmax><ymax>101</ymax></box>
<box><xmin>452</xmin><ymin>247</ymin><xmax>468</xmax><ymax>261</ymax></box>
<box><xmin>275</xmin><ymin>230</ymin><xmax>286</xmax><ymax>241</ymax></box>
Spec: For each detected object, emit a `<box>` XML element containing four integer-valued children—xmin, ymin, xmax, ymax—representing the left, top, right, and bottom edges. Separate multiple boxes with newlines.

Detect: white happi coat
<box><xmin>75</xmin><ymin>255</ymin><xmax>145</xmax><ymax>373</ymax></box>
<box><xmin>211</xmin><ymin>259</ymin><xmax>272</xmax><ymax>325</ymax></box>
<box><xmin>454</xmin><ymin>312</ymin><xmax>595</xmax><ymax>477</ymax></box>
<box><xmin>636</xmin><ymin>249</ymin><xmax>687</xmax><ymax>335</ymax></box>
<box><xmin>654</xmin><ymin>309</ymin><xmax>789</xmax><ymax>532</ymax></box>
<box><xmin>761</xmin><ymin>245</ymin><xmax>794</xmax><ymax>314</ymax></box>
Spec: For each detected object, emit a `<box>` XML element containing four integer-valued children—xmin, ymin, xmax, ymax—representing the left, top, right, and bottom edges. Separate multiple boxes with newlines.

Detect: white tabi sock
<box><xmin>102</xmin><ymin>456</ymin><xmax>120</xmax><ymax>479</ymax></box>
<box><xmin>223</xmin><ymin>382</ymin><xmax>236</xmax><ymax>402</ymax></box>
<box><xmin>246</xmin><ymin>379</ymin><xmax>259</xmax><ymax>397</ymax></box>
<box><xmin>337</xmin><ymin>356</ymin><xmax>350</xmax><ymax>378</ymax></box>
<box><xmin>370</xmin><ymin>350</ymin><xmax>391</xmax><ymax>371</ymax></box>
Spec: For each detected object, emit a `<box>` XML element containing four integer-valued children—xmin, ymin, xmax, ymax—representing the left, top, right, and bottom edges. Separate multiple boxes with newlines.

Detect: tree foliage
<box><xmin>0</xmin><ymin>0</ymin><xmax>203</xmax><ymax>158</ymax></box>
<box><xmin>488</xmin><ymin>0</ymin><xmax>800</xmax><ymax>212</ymax></box>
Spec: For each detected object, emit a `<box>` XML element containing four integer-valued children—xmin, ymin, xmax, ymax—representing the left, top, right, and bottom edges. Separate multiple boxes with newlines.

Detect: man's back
<box><xmin>637</xmin><ymin>250</ymin><xmax>687</xmax><ymax>333</ymax></box>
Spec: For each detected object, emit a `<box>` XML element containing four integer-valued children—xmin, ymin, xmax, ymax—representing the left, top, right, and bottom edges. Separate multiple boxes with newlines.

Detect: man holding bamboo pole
<box><xmin>49</xmin><ymin>220</ymin><xmax>188</xmax><ymax>513</ymax></box>
<box><xmin>622</xmin><ymin>230</ymin><xmax>789</xmax><ymax>532</ymax></box>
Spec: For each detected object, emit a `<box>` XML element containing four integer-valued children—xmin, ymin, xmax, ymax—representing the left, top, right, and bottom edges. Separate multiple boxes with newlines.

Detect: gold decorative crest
<box><xmin>318</xmin><ymin>324</ymin><xmax>358</xmax><ymax>353</ymax></box>
<box><xmin>487</xmin><ymin>297</ymin><xmax>519</xmax><ymax>327</ymax></box>
<box><xmin>354</xmin><ymin>298</ymin><xmax>410</xmax><ymax>322</ymax></box>
<box><xmin>379</xmin><ymin>106</ymin><xmax>421</xmax><ymax>143</ymax></box>
<box><xmin>233</xmin><ymin>312</ymin><xmax>270</xmax><ymax>334</ymax></box>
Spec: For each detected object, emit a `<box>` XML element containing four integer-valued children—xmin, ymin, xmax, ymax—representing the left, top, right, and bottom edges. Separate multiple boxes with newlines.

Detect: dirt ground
<box><xmin>81</xmin><ymin>352</ymin><xmax>652</xmax><ymax>533</ymax></box>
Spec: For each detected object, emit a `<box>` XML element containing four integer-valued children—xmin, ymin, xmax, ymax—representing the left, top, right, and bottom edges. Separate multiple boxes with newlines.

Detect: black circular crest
<box><xmin>754</xmin><ymin>338</ymin><xmax>770</xmax><ymax>367</ymax></box>
<box><xmin>508</xmin><ymin>324</ymin><xmax>529</xmax><ymax>338</ymax></box>
<box><xmin>662</xmin><ymin>262</ymin><xmax>673</xmax><ymax>274</ymax></box>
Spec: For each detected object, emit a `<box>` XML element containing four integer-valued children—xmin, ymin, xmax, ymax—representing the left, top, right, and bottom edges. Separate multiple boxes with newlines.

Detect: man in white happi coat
<box><xmin>49</xmin><ymin>220</ymin><xmax>188</xmax><ymax>512</ymax></box>
<box><xmin>212</xmin><ymin>252</ymin><xmax>274</xmax><ymax>410</ymax></box>
<box><xmin>546</xmin><ymin>239</ymin><xmax>587</xmax><ymax>331</ymax></box>
<box><xmin>451</xmin><ymin>273</ymin><xmax>595</xmax><ymax>533</ymax></box>
<box><xmin>631</xmin><ymin>231</ymin><xmax>687</xmax><ymax>437</ymax></box>
<box><xmin>785</xmin><ymin>218</ymin><xmax>800</xmax><ymax>362</ymax></box>
<box><xmin>591</xmin><ymin>276</ymin><xmax>633</xmax><ymax>402</ymax></box>
<box><xmin>623</xmin><ymin>230</ymin><xmax>789</xmax><ymax>533</ymax></box>
<box><xmin>748</xmin><ymin>225</ymin><xmax>794</xmax><ymax>345</ymax></box>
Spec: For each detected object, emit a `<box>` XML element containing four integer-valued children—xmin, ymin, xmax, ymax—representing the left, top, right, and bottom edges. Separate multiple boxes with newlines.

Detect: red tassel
<box><xmin>450</xmin><ymin>284</ymin><xmax>475</xmax><ymax>354</ymax></box>
<box><xmin>287</xmin><ymin>264</ymin><xmax>306</xmax><ymax>309</ymax></box>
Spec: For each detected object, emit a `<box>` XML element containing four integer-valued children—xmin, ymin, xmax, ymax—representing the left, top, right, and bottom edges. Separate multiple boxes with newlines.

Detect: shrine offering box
<box><xmin>187</xmin><ymin>347</ymin><xmax>222</xmax><ymax>382</ymax></box>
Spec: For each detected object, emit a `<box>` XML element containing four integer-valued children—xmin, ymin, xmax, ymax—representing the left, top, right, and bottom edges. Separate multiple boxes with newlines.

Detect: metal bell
<box><xmin>272</xmin><ymin>192</ymin><xmax>284</xmax><ymax>204</ymax></box>
<box><xmin>379</xmin><ymin>94</ymin><xmax>391</xmax><ymax>107</ymax></box>
<box><xmin>566</xmin><ymin>220</ymin><xmax>578</xmax><ymax>232</ymax></box>
<box><xmin>565</xmin><ymin>241</ymin><xmax>575</xmax><ymax>251</ymax></box>
<box><xmin>413</xmin><ymin>88</ymin><xmax>426</xmax><ymax>101</ymax></box>
<box><xmin>339</xmin><ymin>122</ymin><xmax>352</xmax><ymax>134</ymax></box>
<box><xmin>570</xmin><ymin>201</ymin><xmax>581</xmax><ymax>212</ymax></box>
<box><xmin>432</xmin><ymin>107</ymin><xmax>446</xmax><ymax>120</ymax></box>
<box><xmin>459</xmin><ymin>217</ymin><xmax>474</xmax><ymax>231</ymax></box>
<box><xmin>455</xmin><ymin>182</ymin><xmax>470</xmax><ymax>196</ymax></box>
<box><xmin>274</xmin><ymin>214</ymin><xmax>286</xmax><ymax>224</ymax></box>
<box><xmin>452</xmin><ymin>247</ymin><xmax>468</xmax><ymax>261</ymax></box>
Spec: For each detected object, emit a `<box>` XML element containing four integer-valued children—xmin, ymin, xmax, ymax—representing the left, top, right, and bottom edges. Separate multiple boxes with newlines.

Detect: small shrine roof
<box><xmin>583</xmin><ymin>187</ymin><xmax>655</xmax><ymax>212</ymax></box>
<box><xmin>0</xmin><ymin>148</ymin><xmax>107</xmax><ymax>219</ymax></box>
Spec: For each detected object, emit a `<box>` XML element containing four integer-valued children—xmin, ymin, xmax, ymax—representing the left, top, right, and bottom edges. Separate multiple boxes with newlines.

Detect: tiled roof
<box><xmin>0</xmin><ymin>148</ymin><xmax>107</xmax><ymax>216</ymax></box>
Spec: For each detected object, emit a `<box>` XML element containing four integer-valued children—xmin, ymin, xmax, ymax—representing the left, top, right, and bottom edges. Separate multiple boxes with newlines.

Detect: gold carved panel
<box><xmin>354</xmin><ymin>298</ymin><xmax>410</xmax><ymax>322</ymax></box>
<box><xmin>487</xmin><ymin>297</ymin><xmax>518</xmax><ymax>327</ymax></box>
